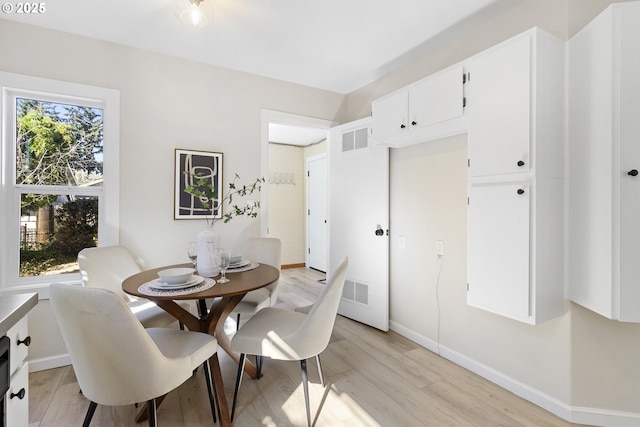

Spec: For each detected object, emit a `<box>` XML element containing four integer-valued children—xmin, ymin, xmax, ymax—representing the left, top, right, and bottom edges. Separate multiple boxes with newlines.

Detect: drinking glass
<box><xmin>187</xmin><ymin>241</ymin><xmax>197</xmax><ymax>270</ymax></box>
<box><xmin>217</xmin><ymin>248</ymin><xmax>231</xmax><ymax>283</ymax></box>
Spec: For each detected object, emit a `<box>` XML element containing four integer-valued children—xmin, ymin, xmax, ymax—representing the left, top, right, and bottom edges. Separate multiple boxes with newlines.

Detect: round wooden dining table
<box><xmin>122</xmin><ymin>262</ymin><xmax>279</xmax><ymax>427</ymax></box>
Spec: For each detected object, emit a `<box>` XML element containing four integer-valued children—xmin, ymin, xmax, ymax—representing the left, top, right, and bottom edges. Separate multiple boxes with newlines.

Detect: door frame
<box><xmin>260</xmin><ymin>109</ymin><xmax>336</xmax><ymax>240</ymax></box>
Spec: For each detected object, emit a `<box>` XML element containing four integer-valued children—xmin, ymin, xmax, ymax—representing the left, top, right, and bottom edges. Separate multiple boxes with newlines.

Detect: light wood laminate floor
<box><xmin>29</xmin><ymin>267</ymin><xmax>585</xmax><ymax>426</ymax></box>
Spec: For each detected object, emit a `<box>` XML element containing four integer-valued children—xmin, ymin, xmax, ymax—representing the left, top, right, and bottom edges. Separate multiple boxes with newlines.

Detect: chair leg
<box><xmin>316</xmin><ymin>354</ymin><xmax>325</xmax><ymax>387</ymax></box>
<box><xmin>256</xmin><ymin>355</ymin><xmax>263</xmax><ymax>378</ymax></box>
<box><xmin>146</xmin><ymin>399</ymin><xmax>157</xmax><ymax>427</ymax></box>
<box><xmin>231</xmin><ymin>353</ymin><xmax>247</xmax><ymax>422</ymax></box>
<box><xmin>236</xmin><ymin>313</ymin><xmax>241</xmax><ymax>331</ymax></box>
<box><xmin>202</xmin><ymin>359</ymin><xmax>218</xmax><ymax>423</ymax></box>
<box><xmin>82</xmin><ymin>401</ymin><xmax>97</xmax><ymax>427</ymax></box>
<box><xmin>301</xmin><ymin>359</ymin><xmax>311</xmax><ymax>427</ymax></box>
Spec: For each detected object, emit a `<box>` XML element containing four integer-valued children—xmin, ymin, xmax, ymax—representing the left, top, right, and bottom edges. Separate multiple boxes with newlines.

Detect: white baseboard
<box><xmin>28</xmin><ymin>353</ymin><xmax>71</xmax><ymax>372</ymax></box>
<box><xmin>389</xmin><ymin>320</ymin><xmax>640</xmax><ymax>427</ymax></box>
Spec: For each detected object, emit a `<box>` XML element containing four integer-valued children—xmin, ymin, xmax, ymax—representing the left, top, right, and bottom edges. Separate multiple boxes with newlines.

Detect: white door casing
<box><xmin>328</xmin><ymin>117</ymin><xmax>389</xmax><ymax>331</ymax></box>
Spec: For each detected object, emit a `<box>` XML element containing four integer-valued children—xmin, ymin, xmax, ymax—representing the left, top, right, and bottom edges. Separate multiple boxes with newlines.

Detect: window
<box><xmin>1</xmin><ymin>72</ymin><xmax>119</xmax><ymax>292</ymax></box>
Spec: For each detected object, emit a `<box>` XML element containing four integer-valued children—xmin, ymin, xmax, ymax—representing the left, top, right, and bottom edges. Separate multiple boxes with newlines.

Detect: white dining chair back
<box><xmin>78</xmin><ymin>245</ymin><xmax>140</xmax><ymax>302</ymax></box>
<box><xmin>49</xmin><ymin>283</ymin><xmax>218</xmax><ymax>426</ymax></box>
<box><xmin>242</xmin><ymin>237</ymin><xmax>282</xmax><ymax>302</ymax></box>
<box><xmin>78</xmin><ymin>245</ymin><xmax>192</xmax><ymax>328</ymax></box>
<box><xmin>230</xmin><ymin>257</ymin><xmax>349</xmax><ymax>426</ymax></box>
<box><xmin>291</xmin><ymin>257</ymin><xmax>349</xmax><ymax>359</ymax></box>
<box><xmin>230</xmin><ymin>237</ymin><xmax>281</xmax><ymax>329</ymax></box>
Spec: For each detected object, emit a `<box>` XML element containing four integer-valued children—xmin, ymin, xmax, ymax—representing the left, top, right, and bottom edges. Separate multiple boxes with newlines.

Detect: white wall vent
<box><xmin>342</xmin><ymin>279</ymin><xmax>369</xmax><ymax>305</ymax></box>
<box><xmin>342</xmin><ymin>127</ymin><xmax>369</xmax><ymax>153</ymax></box>
<box><xmin>355</xmin><ymin>128</ymin><xmax>368</xmax><ymax>150</ymax></box>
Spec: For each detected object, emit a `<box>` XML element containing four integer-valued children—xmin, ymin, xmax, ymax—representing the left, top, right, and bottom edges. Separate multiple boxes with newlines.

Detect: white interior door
<box><xmin>328</xmin><ymin>117</ymin><xmax>389</xmax><ymax>331</ymax></box>
<box><xmin>307</xmin><ymin>154</ymin><xmax>327</xmax><ymax>271</ymax></box>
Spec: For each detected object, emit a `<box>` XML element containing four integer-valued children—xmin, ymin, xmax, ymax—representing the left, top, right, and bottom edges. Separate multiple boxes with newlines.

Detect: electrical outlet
<box><xmin>435</xmin><ymin>240</ymin><xmax>445</xmax><ymax>257</ymax></box>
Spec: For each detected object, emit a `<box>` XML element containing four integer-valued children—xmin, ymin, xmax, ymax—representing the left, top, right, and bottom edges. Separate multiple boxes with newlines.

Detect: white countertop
<box><xmin>0</xmin><ymin>293</ymin><xmax>38</xmax><ymax>335</ymax></box>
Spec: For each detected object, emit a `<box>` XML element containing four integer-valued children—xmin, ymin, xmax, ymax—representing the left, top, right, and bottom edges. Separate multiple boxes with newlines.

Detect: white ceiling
<box><xmin>269</xmin><ymin>123</ymin><xmax>327</xmax><ymax>146</ymax></box>
<box><xmin>1</xmin><ymin>0</ymin><xmax>517</xmax><ymax>94</ymax></box>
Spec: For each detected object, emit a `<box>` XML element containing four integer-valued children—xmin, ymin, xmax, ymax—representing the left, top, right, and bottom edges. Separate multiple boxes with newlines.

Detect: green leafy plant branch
<box><xmin>184</xmin><ymin>173</ymin><xmax>265</xmax><ymax>225</ymax></box>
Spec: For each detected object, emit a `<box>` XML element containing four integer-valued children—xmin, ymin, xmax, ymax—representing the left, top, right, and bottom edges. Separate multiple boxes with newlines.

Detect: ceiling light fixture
<box><xmin>174</xmin><ymin>0</ymin><xmax>214</xmax><ymax>29</ymax></box>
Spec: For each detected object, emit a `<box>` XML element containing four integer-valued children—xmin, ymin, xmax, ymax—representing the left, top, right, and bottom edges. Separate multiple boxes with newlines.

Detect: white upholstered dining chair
<box><xmin>230</xmin><ymin>257</ymin><xmax>349</xmax><ymax>427</ymax></box>
<box><xmin>49</xmin><ymin>283</ymin><xmax>218</xmax><ymax>427</ymax></box>
<box><xmin>230</xmin><ymin>237</ymin><xmax>281</xmax><ymax>330</ymax></box>
<box><xmin>78</xmin><ymin>245</ymin><xmax>192</xmax><ymax>328</ymax></box>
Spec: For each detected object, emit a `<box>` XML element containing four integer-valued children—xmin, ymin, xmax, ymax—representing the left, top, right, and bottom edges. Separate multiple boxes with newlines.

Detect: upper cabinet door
<box><xmin>468</xmin><ymin>35</ymin><xmax>531</xmax><ymax>178</ymax></box>
<box><xmin>371</xmin><ymin>89</ymin><xmax>409</xmax><ymax>143</ymax></box>
<box><xmin>409</xmin><ymin>63</ymin><xmax>465</xmax><ymax>130</ymax></box>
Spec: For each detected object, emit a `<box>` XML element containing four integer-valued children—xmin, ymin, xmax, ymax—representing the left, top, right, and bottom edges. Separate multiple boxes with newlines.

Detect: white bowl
<box><xmin>158</xmin><ymin>267</ymin><xmax>194</xmax><ymax>284</ymax></box>
<box><xmin>230</xmin><ymin>255</ymin><xmax>243</xmax><ymax>264</ymax></box>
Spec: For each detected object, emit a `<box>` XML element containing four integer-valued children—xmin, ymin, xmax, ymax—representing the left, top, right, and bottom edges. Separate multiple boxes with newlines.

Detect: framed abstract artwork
<box><xmin>174</xmin><ymin>149</ymin><xmax>223</xmax><ymax>220</ymax></box>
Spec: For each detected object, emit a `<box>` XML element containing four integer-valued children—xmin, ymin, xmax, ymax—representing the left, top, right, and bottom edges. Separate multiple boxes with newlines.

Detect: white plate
<box><xmin>228</xmin><ymin>259</ymin><xmax>251</xmax><ymax>269</ymax></box>
<box><xmin>150</xmin><ymin>275</ymin><xmax>204</xmax><ymax>290</ymax></box>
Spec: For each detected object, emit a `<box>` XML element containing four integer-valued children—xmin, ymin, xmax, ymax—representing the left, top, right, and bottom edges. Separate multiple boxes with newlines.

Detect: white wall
<box><xmin>0</xmin><ymin>18</ymin><xmax>347</xmax><ymax>371</ymax></box>
<box><xmin>345</xmin><ymin>0</ymin><xmax>640</xmax><ymax>423</ymax></box>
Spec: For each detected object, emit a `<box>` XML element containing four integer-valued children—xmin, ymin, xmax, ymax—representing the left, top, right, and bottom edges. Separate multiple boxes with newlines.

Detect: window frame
<box><xmin>0</xmin><ymin>72</ymin><xmax>120</xmax><ymax>295</ymax></box>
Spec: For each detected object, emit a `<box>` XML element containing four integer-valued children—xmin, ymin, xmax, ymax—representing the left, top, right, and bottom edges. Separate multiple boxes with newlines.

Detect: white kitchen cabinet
<box><xmin>467</xmin><ymin>177</ymin><xmax>563</xmax><ymax>324</ymax></box>
<box><xmin>467</xmin><ymin>182</ymin><xmax>531</xmax><ymax>321</ymax></box>
<box><xmin>5</xmin><ymin>316</ymin><xmax>30</xmax><ymax>426</ymax></box>
<box><xmin>466</xmin><ymin>27</ymin><xmax>565</xmax><ymax>324</ymax></box>
<box><xmin>467</xmin><ymin>28</ymin><xmax>564</xmax><ymax>179</ymax></box>
<box><xmin>5</xmin><ymin>362</ymin><xmax>28</xmax><ymax>427</ymax></box>
<box><xmin>467</xmin><ymin>36</ymin><xmax>531</xmax><ymax>177</ymax></box>
<box><xmin>371</xmin><ymin>62</ymin><xmax>466</xmax><ymax>147</ymax></box>
<box><xmin>568</xmin><ymin>2</ymin><xmax>640</xmax><ymax>322</ymax></box>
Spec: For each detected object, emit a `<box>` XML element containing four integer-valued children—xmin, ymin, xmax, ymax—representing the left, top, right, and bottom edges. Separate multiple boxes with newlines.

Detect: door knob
<box><xmin>517</xmin><ymin>188</ymin><xmax>525</xmax><ymax>195</ymax></box>
<box><xmin>517</xmin><ymin>160</ymin><xmax>525</xmax><ymax>167</ymax></box>
<box><xmin>375</xmin><ymin>228</ymin><xmax>384</xmax><ymax>236</ymax></box>
<box><xmin>411</xmin><ymin>121</ymin><xmax>417</xmax><ymax>126</ymax></box>
<box><xmin>11</xmin><ymin>388</ymin><xmax>26</xmax><ymax>400</ymax></box>
<box><xmin>400</xmin><ymin>124</ymin><xmax>406</xmax><ymax>129</ymax></box>
<box><xmin>628</xmin><ymin>169</ymin><xmax>638</xmax><ymax>177</ymax></box>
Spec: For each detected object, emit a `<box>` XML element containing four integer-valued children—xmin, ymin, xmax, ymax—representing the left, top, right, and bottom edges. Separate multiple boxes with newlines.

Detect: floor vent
<box><xmin>342</xmin><ymin>279</ymin><xmax>369</xmax><ymax>305</ymax></box>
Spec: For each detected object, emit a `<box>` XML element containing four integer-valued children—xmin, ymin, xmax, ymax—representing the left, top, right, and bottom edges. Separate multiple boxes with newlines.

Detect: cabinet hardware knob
<box><xmin>400</xmin><ymin>124</ymin><xmax>406</xmax><ymax>129</ymax></box>
<box><xmin>17</xmin><ymin>336</ymin><xmax>31</xmax><ymax>347</ymax></box>
<box><xmin>11</xmin><ymin>388</ymin><xmax>26</xmax><ymax>400</ymax></box>
<box><xmin>517</xmin><ymin>189</ymin><xmax>525</xmax><ymax>195</ymax></box>
<box><xmin>628</xmin><ymin>169</ymin><xmax>639</xmax><ymax>177</ymax></box>
<box><xmin>411</xmin><ymin>121</ymin><xmax>417</xmax><ymax>126</ymax></box>
<box><xmin>517</xmin><ymin>160</ymin><xmax>525</xmax><ymax>167</ymax></box>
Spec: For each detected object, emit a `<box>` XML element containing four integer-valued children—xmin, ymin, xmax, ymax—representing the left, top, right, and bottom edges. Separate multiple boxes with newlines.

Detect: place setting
<box><xmin>138</xmin><ymin>267</ymin><xmax>216</xmax><ymax>296</ymax></box>
<box><xmin>226</xmin><ymin>253</ymin><xmax>260</xmax><ymax>273</ymax></box>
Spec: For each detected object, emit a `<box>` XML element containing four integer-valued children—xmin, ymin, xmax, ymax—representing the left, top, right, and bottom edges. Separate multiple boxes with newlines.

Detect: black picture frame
<box><xmin>174</xmin><ymin>149</ymin><xmax>223</xmax><ymax>220</ymax></box>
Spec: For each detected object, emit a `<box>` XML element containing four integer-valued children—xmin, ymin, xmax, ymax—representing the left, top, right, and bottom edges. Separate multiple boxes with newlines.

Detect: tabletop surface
<box><xmin>122</xmin><ymin>262</ymin><xmax>279</xmax><ymax>301</ymax></box>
